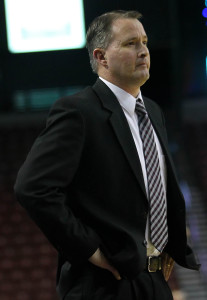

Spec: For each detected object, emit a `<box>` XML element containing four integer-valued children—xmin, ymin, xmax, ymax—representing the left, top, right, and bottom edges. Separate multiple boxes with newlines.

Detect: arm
<box><xmin>14</xmin><ymin>99</ymin><xmax>100</xmax><ymax>264</ymax></box>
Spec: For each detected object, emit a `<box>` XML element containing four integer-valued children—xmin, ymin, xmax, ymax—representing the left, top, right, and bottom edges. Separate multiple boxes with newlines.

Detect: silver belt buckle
<box><xmin>147</xmin><ymin>256</ymin><xmax>162</xmax><ymax>272</ymax></box>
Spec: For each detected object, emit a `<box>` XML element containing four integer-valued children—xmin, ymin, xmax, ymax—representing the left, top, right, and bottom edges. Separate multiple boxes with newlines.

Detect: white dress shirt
<box><xmin>100</xmin><ymin>77</ymin><xmax>167</xmax><ymax>256</ymax></box>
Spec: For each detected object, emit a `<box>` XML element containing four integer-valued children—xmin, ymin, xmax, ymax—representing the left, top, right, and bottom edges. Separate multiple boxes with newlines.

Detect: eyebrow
<box><xmin>125</xmin><ymin>35</ymin><xmax>148</xmax><ymax>42</ymax></box>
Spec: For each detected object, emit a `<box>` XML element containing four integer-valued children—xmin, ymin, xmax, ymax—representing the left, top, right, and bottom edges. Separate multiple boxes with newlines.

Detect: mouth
<box><xmin>135</xmin><ymin>63</ymin><xmax>149</xmax><ymax>70</ymax></box>
<box><xmin>137</xmin><ymin>62</ymin><xmax>148</xmax><ymax>67</ymax></box>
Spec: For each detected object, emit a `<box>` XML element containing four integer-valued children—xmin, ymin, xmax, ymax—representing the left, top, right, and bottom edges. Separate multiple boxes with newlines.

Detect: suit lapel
<box><xmin>144</xmin><ymin>97</ymin><xmax>183</xmax><ymax>189</ymax></box>
<box><xmin>143</xmin><ymin>97</ymin><xmax>171</xmax><ymax>158</ymax></box>
<box><xmin>93</xmin><ymin>79</ymin><xmax>147</xmax><ymax>198</ymax></box>
<box><xmin>143</xmin><ymin>96</ymin><xmax>185</xmax><ymax>199</ymax></box>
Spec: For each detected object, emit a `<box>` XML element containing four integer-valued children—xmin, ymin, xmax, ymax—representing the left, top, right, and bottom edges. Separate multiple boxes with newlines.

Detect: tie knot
<box><xmin>135</xmin><ymin>99</ymin><xmax>147</xmax><ymax>115</ymax></box>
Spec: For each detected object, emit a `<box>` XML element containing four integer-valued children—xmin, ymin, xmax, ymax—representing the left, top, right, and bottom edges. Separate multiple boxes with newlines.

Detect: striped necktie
<box><xmin>135</xmin><ymin>99</ymin><xmax>168</xmax><ymax>252</ymax></box>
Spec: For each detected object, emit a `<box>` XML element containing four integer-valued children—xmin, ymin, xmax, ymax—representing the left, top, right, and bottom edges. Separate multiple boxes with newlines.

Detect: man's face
<box><xmin>104</xmin><ymin>18</ymin><xmax>150</xmax><ymax>90</ymax></box>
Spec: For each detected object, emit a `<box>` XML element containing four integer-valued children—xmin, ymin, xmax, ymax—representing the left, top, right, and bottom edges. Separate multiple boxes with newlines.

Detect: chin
<box><xmin>134</xmin><ymin>72</ymin><xmax>150</xmax><ymax>84</ymax></box>
<box><xmin>139</xmin><ymin>74</ymin><xmax>150</xmax><ymax>87</ymax></box>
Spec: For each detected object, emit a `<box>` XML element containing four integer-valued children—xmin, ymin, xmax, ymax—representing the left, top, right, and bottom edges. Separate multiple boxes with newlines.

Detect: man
<box><xmin>15</xmin><ymin>10</ymin><xmax>199</xmax><ymax>300</ymax></box>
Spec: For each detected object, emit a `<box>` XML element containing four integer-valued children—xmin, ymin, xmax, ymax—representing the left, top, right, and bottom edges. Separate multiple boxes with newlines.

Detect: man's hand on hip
<box><xmin>88</xmin><ymin>248</ymin><xmax>121</xmax><ymax>280</ymax></box>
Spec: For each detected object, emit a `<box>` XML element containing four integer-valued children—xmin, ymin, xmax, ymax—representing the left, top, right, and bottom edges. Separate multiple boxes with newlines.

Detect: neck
<box><xmin>100</xmin><ymin>75</ymin><xmax>140</xmax><ymax>98</ymax></box>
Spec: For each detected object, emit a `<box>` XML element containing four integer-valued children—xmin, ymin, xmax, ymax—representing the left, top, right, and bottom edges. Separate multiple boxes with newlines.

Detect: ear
<box><xmin>93</xmin><ymin>48</ymin><xmax>108</xmax><ymax>68</ymax></box>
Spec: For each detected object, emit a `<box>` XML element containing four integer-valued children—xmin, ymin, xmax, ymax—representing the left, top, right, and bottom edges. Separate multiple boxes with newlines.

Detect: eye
<box><xmin>127</xmin><ymin>41</ymin><xmax>136</xmax><ymax>46</ymax></box>
<box><xmin>143</xmin><ymin>41</ymin><xmax>148</xmax><ymax>46</ymax></box>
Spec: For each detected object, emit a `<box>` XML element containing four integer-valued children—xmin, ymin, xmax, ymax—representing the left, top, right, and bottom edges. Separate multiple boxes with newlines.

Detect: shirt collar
<box><xmin>100</xmin><ymin>77</ymin><xmax>143</xmax><ymax>116</ymax></box>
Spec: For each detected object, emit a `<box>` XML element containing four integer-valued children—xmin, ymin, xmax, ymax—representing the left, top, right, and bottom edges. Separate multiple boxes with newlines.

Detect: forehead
<box><xmin>111</xmin><ymin>18</ymin><xmax>146</xmax><ymax>40</ymax></box>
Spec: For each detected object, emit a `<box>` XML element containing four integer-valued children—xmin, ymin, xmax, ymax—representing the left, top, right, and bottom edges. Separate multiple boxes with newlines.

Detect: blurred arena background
<box><xmin>0</xmin><ymin>0</ymin><xmax>206</xmax><ymax>299</ymax></box>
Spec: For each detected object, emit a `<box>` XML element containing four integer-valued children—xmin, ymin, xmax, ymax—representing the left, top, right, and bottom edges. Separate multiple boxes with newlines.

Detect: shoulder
<box><xmin>47</xmin><ymin>85</ymin><xmax>102</xmax><ymax>120</ymax></box>
<box><xmin>51</xmin><ymin>86</ymin><xmax>97</xmax><ymax>110</ymax></box>
<box><xmin>46</xmin><ymin>83</ymin><xmax>105</xmax><ymax>128</ymax></box>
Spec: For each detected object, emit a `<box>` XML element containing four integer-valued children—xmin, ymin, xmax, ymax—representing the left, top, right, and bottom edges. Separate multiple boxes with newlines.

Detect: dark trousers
<box><xmin>63</xmin><ymin>264</ymin><xmax>173</xmax><ymax>300</ymax></box>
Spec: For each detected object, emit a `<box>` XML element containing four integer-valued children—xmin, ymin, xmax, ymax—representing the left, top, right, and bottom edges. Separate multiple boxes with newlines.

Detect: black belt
<box><xmin>147</xmin><ymin>256</ymin><xmax>162</xmax><ymax>272</ymax></box>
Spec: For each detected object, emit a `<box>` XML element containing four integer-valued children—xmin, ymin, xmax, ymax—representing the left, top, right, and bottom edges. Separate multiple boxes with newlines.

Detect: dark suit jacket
<box><xmin>14</xmin><ymin>78</ymin><xmax>199</xmax><ymax>298</ymax></box>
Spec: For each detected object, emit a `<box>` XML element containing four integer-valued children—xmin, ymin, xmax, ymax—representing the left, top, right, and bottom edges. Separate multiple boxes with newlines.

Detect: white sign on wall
<box><xmin>4</xmin><ymin>0</ymin><xmax>86</xmax><ymax>53</ymax></box>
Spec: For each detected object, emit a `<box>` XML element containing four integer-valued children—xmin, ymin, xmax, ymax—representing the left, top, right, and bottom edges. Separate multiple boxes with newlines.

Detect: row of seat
<box><xmin>0</xmin><ymin>125</ymin><xmax>58</xmax><ymax>300</ymax></box>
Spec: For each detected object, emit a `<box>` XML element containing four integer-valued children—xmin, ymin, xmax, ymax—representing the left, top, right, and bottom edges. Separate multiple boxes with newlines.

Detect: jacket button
<box><xmin>142</xmin><ymin>239</ymin><xmax>147</xmax><ymax>247</ymax></box>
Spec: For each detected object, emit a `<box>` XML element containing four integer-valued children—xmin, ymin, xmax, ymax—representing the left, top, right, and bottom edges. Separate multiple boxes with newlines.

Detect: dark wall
<box><xmin>0</xmin><ymin>0</ymin><xmax>206</xmax><ymax>110</ymax></box>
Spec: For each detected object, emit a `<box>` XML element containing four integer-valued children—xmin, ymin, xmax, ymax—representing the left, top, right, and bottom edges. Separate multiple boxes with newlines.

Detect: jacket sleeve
<box><xmin>14</xmin><ymin>98</ymin><xmax>101</xmax><ymax>264</ymax></box>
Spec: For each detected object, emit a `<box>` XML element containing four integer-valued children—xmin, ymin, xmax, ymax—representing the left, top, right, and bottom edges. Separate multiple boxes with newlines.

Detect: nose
<box><xmin>138</xmin><ymin>44</ymin><xmax>149</xmax><ymax>58</ymax></box>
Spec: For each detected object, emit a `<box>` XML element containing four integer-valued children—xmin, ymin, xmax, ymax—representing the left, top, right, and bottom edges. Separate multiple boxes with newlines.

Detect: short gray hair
<box><xmin>86</xmin><ymin>10</ymin><xmax>142</xmax><ymax>73</ymax></box>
